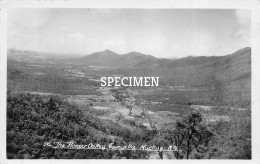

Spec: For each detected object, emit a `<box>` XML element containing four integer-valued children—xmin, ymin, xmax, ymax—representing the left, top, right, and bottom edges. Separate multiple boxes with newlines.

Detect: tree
<box><xmin>168</xmin><ymin>112</ymin><xmax>214</xmax><ymax>159</ymax></box>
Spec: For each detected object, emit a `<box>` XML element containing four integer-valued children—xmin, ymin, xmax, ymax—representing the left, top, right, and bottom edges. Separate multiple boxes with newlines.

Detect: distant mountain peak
<box><xmin>125</xmin><ymin>51</ymin><xmax>143</xmax><ymax>55</ymax></box>
<box><xmin>124</xmin><ymin>51</ymin><xmax>156</xmax><ymax>59</ymax></box>
<box><xmin>128</xmin><ymin>51</ymin><xmax>139</xmax><ymax>54</ymax></box>
<box><xmin>88</xmin><ymin>49</ymin><xmax>119</xmax><ymax>57</ymax></box>
<box><xmin>103</xmin><ymin>49</ymin><xmax>115</xmax><ymax>53</ymax></box>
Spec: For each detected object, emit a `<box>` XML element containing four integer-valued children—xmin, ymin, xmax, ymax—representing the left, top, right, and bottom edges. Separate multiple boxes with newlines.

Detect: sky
<box><xmin>8</xmin><ymin>9</ymin><xmax>250</xmax><ymax>58</ymax></box>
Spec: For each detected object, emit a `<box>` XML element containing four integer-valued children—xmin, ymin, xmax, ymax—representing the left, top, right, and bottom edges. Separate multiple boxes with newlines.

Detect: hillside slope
<box><xmin>7</xmin><ymin>93</ymin><xmax>150</xmax><ymax>159</ymax></box>
<box><xmin>104</xmin><ymin>47</ymin><xmax>251</xmax><ymax>106</ymax></box>
<box><xmin>7</xmin><ymin>47</ymin><xmax>251</xmax><ymax>107</ymax></box>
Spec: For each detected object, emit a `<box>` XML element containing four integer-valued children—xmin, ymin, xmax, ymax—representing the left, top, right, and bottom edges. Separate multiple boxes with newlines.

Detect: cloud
<box><xmin>234</xmin><ymin>10</ymin><xmax>250</xmax><ymax>46</ymax></box>
<box><xmin>68</xmin><ymin>33</ymin><xmax>85</xmax><ymax>41</ymax></box>
<box><xmin>8</xmin><ymin>9</ymin><xmax>251</xmax><ymax>58</ymax></box>
<box><xmin>234</xmin><ymin>29</ymin><xmax>245</xmax><ymax>37</ymax></box>
<box><xmin>132</xmin><ymin>30</ymin><xmax>167</xmax><ymax>54</ymax></box>
<box><xmin>8</xmin><ymin>31</ymin><xmax>33</xmax><ymax>41</ymax></box>
<box><xmin>103</xmin><ymin>38</ymin><xmax>126</xmax><ymax>49</ymax></box>
<box><xmin>8</xmin><ymin>9</ymin><xmax>51</xmax><ymax>29</ymax></box>
<box><xmin>61</xmin><ymin>27</ymin><xmax>70</xmax><ymax>31</ymax></box>
<box><xmin>235</xmin><ymin>10</ymin><xmax>250</xmax><ymax>26</ymax></box>
<box><xmin>189</xmin><ymin>31</ymin><xmax>215</xmax><ymax>55</ymax></box>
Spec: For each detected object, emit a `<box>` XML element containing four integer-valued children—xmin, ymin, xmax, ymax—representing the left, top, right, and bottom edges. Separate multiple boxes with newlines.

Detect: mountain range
<box><xmin>75</xmin><ymin>47</ymin><xmax>251</xmax><ymax>106</ymax></box>
<box><xmin>74</xmin><ymin>48</ymin><xmax>250</xmax><ymax>70</ymax></box>
<box><xmin>7</xmin><ymin>47</ymin><xmax>251</xmax><ymax>107</ymax></box>
<box><xmin>73</xmin><ymin>49</ymin><xmax>158</xmax><ymax>68</ymax></box>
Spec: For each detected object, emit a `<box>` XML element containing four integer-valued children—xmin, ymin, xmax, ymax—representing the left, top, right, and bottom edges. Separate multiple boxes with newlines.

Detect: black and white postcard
<box><xmin>1</xmin><ymin>0</ymin><xmax>260</xmax><ymax>163</ymax></box>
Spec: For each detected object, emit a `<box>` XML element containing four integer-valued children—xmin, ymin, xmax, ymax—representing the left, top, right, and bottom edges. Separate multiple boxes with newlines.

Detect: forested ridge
<box><xmin>7</xmin><ymin>92</ymin><xmax>251</xmax><ymax>159</ymax></box>
<box><xmin>7</xmin><ymin>93</ymin><xmax>152</xmax><ymax>159</ymax></box>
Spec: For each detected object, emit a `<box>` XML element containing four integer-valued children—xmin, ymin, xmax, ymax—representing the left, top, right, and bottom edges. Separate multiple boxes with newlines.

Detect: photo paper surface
<box><xmin>1</xmin><ymin>0</ymin><xmax>260</xmax><ymax>162</ymax></box>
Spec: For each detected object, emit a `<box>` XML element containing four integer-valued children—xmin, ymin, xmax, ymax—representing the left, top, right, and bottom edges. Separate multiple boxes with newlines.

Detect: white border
<box><xmin>1</xmin><ymin>0</ymin><xmax>260</xmax><ymax>164</ymax></box>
